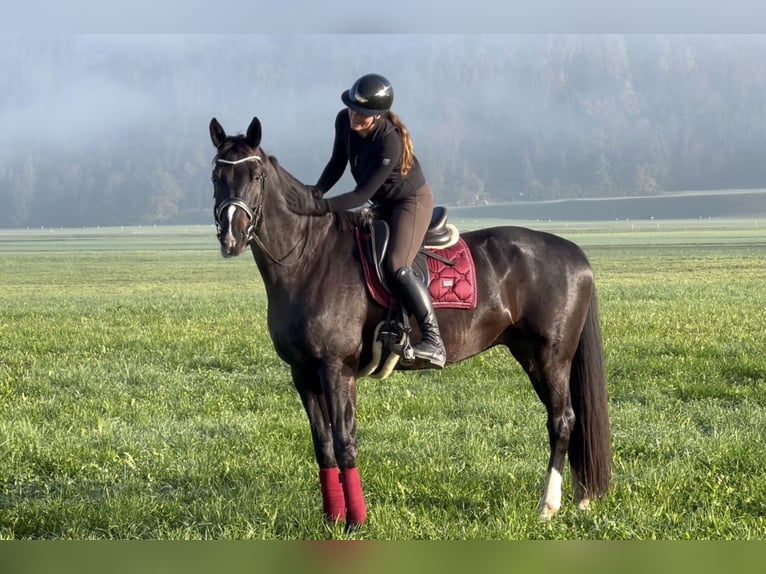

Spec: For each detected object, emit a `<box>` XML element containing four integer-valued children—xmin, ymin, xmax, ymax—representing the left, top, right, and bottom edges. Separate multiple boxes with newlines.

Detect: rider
<box><xmin>283</xmin><ymin>73</ymin><xmax>446</xmax><ymax>369</ymax></box>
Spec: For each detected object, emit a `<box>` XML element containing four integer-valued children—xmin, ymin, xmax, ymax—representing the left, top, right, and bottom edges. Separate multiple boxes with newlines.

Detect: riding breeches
<box><xmin>384</xmin><ymin>184</ymin><xmax>434</xmax><ymax>277</ymax></box>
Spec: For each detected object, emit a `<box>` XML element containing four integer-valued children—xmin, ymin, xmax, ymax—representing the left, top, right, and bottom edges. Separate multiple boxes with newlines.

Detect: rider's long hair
<box><xmin>387</xmin><ymin>111</ymin><xmax>414</xmax><ymax>176</ymax></box>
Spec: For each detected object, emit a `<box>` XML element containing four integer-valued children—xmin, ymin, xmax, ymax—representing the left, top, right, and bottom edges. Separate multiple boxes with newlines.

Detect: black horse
<box><xmin>208</xmin><ymin>116</ymin><xmax>611</xmax><ymax>529</ymax></box>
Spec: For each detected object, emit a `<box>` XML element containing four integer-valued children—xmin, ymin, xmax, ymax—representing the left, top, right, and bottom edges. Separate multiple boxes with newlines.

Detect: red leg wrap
<box><xmin>340</xmin><ymin>467</ymin><xmax>367</xmax><ymax>525</ymax></box>
<box><xmin>319</xmin><ymin>467</ymin><xmax>346</xmax><ymax>521</ymax></box>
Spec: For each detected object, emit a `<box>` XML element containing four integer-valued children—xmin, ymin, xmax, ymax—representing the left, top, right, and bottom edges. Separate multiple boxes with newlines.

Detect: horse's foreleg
<box><xmin>319</xmin><ymin>467</ymin><xmax>346</xmax><ymax>521</ymax></box>
<box><xmin>321</xmin><ymin>361</ymin><xmax>367</xmax><ymax>529</ymax></box>
<box><xmin>339</xmin><ymin>467</ymin><xmax>366</xmax><ymax>530</ymax></box>
<box><xmin>294</xmin><ymin>368</ymin><xmax>346</xmax><ymax>522</ymax></box>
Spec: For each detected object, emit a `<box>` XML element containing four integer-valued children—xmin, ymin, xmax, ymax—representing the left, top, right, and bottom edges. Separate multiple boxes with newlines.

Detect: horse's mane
<box><xmin>268</xmin><ymin>155</ymin><xmax>311</xmax><ymax>195</ymax></box>
<box><xmin>269</xmin><ymin>155</ymin><xmax>355</xmax><ymax>234</ymax></box>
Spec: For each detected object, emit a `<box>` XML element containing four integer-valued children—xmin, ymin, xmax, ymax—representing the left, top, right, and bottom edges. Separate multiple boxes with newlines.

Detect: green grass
<box><xmin>0</xmin><ymin>223</ymin><xmax>764</xmax><ymax>539</ymax></box>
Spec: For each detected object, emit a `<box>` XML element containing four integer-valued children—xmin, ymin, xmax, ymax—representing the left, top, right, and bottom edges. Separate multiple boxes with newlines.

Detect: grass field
<box><xmin>0</xmin><ymin>221</ymin><xmax>764</xmax><ymax>540</ymax></box>
<box><xmin>450</xmin><ymin>188</ymin><xmax>766</xmax><ymax>221</ymax></box>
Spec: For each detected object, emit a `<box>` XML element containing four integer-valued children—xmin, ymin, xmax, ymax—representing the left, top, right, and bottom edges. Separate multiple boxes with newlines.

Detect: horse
<box><xmin>208</xmin><ymin>116</ymin><xmax>611</xmax><ymax>531</ymax></box>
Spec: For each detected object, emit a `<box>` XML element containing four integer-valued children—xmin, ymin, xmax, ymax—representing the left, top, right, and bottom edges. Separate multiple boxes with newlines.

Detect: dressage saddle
<box><xmin>356</xmin><ymin>206</ymin><xmax>459</xmax><ymax>376</ymax></box>
<box><xmin>361</xmin><ymin>206</ymin><xmax>458</xmax><ymax>295</ymax></box>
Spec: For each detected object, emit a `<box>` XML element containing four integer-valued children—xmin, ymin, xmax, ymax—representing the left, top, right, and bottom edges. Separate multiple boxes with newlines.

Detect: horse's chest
<box><xmin>269</xmin><ymin>304</ymin><xmax>360</xmax><ymax>356</ymax></box>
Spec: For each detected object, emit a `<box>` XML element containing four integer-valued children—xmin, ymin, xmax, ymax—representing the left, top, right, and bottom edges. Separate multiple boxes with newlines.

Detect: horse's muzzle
<box><xmin>219</xmin><ymin>234</ymin><xmax>248</xmax><ymax>258</ymax></box>
<box><xmin>215</xmin><ymin>200</ymin><xmax>254</xmax><ymax>257</ymax></box>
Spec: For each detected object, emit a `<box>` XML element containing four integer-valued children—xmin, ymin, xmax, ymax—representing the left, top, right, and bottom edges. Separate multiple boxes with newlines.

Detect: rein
<box><xmin>214</xmin><ymin>154</ymin><xmax>312</xmax><ymax>267</ymax></box>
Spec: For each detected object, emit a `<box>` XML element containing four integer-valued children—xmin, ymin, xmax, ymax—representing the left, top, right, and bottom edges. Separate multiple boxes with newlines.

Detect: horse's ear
<box><xmin>246</xmin><ymin>117</ymin><xmax>262</xmax><ymax>149</ymax></box>
<box><xmin>209</xmin><ymin>117</ymin><xmax>226</xmax><ymax>148</ymax></box>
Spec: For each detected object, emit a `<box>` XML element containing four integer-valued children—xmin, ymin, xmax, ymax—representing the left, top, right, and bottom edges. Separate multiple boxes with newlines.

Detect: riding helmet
<box><xmin>341</xmin><ymin>73</ymin><xmax>394</xmax><ymax>116</ymax></box>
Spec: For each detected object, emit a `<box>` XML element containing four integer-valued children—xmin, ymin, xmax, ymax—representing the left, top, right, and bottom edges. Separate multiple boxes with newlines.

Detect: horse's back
<box><xmin>462</xmin><ymin>225</ymin><xmax>592</xmax><ymax>278</ymax></box>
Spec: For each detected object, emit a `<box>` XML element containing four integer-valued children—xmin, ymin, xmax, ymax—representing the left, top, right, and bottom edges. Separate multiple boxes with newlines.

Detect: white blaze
<box><xmin>225</xmin><ymin>205</ymin><xmax>237</xmax><ymax>243</ymax></box>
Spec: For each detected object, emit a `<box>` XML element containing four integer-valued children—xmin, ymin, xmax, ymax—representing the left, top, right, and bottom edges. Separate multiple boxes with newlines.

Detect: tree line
<box><xmin>2</xmin><ymin>35</ymin><xmax>766</xmax><ymax>228</ymax></box>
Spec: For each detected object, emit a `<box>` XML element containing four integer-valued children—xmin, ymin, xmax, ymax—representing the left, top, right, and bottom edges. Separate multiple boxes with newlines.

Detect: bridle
<box><xmin>213</xmin><ymin>153</ymin><xmax>311</xmax><ymax>266</ymax></box>
<box><xmin>213</xmin><ymin>154</ymin><xmax>265</xmax><ymax>242</ymax></box>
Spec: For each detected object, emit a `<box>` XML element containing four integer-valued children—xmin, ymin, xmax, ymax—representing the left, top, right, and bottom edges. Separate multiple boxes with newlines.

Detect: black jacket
<box><xmin>315</xmin><ymin>110</ymin><xmax>426</xmax><ymax>211</ymax></box>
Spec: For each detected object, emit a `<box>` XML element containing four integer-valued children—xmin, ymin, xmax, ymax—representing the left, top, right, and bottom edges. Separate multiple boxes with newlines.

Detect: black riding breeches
<box><xmin>384</xmin><ymin>184</ymin><xmax>434</xmax><ymax>277</ymax></box>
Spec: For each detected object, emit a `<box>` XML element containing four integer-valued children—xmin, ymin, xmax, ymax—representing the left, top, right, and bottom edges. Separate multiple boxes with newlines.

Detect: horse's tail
<box><xmin>568</xmin><ymin>289</ymin><xmax>611</xmax><ymax>499</ymax></box>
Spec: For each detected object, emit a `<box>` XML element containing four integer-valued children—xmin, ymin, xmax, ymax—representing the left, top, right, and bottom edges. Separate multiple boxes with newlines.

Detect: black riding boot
<box><xmin>393</xmin><ymin>267</ymin><xmax>447</xmax><ymax>369</ymax></box>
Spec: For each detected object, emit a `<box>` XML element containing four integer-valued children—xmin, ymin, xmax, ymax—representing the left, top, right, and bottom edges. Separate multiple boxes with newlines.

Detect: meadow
<box><xmin>0</xmin><ymin>221</ymin><xmax>764</xmax><ymax>540</ymax></box>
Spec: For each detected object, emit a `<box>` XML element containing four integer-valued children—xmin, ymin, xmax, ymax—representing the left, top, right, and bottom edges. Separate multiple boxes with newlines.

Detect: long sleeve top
<box><xmin>315</xmin><ymin>110</ymin><xmax>426</xmax><ymax>211</ymax></box>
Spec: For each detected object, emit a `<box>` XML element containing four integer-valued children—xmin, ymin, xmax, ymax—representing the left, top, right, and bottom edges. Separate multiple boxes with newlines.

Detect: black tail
<box><xmin>568</xmin><ymin>290</ymin><xmax>611</xmax><ymax>499</ymax></box>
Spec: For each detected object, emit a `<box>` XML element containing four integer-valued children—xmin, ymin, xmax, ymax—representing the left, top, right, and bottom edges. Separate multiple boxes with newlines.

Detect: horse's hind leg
<box><xmin>526</xmin><ymin>363</ymin><xmax>575</xmax><ymax>520</ymax></box>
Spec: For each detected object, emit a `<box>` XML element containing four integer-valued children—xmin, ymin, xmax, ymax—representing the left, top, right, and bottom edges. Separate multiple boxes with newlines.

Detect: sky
<box><xmin>3</xmin><ymin>3</ymin><xmax>766</xmax><ymax>226</ymax></box>
<box><xmin>3</xmin><ymin>1</ymin><xmax>766</xmax><ymax>34</ymax></box>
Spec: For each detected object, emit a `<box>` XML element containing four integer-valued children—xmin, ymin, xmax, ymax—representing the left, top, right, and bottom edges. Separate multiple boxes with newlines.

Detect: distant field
<box><xmin>0</xmin><ymin>221</ymin><xmax>764</xmax><ymax>539</ymax></box>
<box><xmin>451</xmin><ymin>188</ymin><xmax>766</xmax><ymax>222</ymax></box>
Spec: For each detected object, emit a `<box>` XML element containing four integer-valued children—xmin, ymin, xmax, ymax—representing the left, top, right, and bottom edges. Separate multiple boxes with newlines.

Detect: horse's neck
<box><xmin>249</xmin><ymin>186</ymin><xmax>326</xmax><ymax>287</ymax></box>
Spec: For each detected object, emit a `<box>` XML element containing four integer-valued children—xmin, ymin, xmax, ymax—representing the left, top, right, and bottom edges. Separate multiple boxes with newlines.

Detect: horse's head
<box><xmin>209</xmin><ymin>116</ymin><xmax>266</xmax><ymax>258</ymax></box>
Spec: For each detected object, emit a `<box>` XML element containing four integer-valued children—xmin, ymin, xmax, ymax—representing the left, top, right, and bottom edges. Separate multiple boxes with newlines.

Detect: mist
<box><xmin>2</xmin><ymin>34</ymin><xmax>766</xmax><ymax>227</ymax></box>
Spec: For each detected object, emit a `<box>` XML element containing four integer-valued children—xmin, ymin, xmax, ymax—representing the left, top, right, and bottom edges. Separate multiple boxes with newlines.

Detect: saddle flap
<box><xmin>358</xmin><ymin>221</ymin><xmax>429</xmax><ymax>297</ymax></box>
<box><xmin>369</xmin><ymin>219</ymin><xmax>390</xmax><ymax>290</ymax></box>
<box><xmin>371</xmin><ymin>219</ymin><xmax>389</xmax><ymax>263</ymax></box>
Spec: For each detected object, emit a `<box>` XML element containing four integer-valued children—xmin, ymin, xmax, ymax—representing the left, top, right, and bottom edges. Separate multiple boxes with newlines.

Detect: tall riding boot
<box><xmin>393</xmin><ymin>267</ymin><xmax>447</xmax><ymax>369</ymax></box>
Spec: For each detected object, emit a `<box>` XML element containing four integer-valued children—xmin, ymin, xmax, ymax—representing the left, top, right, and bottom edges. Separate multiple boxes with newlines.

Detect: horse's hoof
<box><xmin>323</xmin><ymin>512</ymin><xmax>346</xmax><ymax>523</ymax></box>
<box><xmin>537</xmin><ymin>499</ymin><xmax>560</xmax><ymax>521</ymax></box>
<box><xmin>574</xmin><ymin>483</ymin><xmax>591</xmax><ymax>511</ymax></box>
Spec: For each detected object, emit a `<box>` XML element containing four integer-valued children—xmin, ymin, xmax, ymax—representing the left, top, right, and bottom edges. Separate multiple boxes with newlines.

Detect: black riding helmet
<box><xmin>341</xmin><ymin>73</ymin><xmax>394</xmax><ymax>116</ymax></box>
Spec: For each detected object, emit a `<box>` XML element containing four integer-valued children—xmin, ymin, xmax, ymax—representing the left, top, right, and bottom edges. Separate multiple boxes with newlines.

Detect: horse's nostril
<box><xmin>220</xmin><ymin>241</ymin><xmax>236</xmax><ymax>258</ymax></box>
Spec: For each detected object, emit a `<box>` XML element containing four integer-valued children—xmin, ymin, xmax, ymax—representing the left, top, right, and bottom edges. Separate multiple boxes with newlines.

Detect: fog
<box><xmin>2</xmin><ymin>34</ymin><xmax>766</xmax><ymax>227</ymax></box>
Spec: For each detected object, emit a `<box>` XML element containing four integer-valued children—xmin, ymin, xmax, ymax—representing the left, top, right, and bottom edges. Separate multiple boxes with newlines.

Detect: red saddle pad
<box><xmin>357</xmin><ymin>231</ymin><xmax>477</xmax><ymax>310</ymax></box>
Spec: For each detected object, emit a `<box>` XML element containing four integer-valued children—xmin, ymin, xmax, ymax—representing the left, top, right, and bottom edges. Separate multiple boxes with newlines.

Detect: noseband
<box><xmin>213</xmin><ymin>155</ymin><xmax>265</xmax><ymax>242</ymax></box>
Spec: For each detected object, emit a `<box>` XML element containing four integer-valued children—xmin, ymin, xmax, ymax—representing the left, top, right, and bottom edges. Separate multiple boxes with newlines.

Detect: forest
<box><xmin>2</xmin><ymin>34</ymin><xmax>766</xmax><ymax>228</ymax></box>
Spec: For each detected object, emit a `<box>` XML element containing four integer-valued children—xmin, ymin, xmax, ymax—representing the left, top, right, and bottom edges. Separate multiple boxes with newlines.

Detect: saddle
<box><xmin>355</xmin><ymin>206</ymin><xmax>466</xmax><ymax>379</ymax></box>
<box><xmin>361</xmin><ymin>206</ymin><xmax>460</xmax><ymax>296</ymax></box>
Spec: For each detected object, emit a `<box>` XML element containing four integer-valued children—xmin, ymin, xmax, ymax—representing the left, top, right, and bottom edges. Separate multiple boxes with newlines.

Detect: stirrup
<box><xmin>390</xmin><ymin>341</ymin><xmax>416</xmax><ymax>362</ymax></box>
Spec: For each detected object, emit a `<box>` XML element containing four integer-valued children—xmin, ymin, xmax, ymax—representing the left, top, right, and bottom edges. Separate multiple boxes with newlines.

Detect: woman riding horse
<box><xmin>209</xmin><ymin>111</ymin><xmax>611</xmax><ymax>531</ymax></box>
<box><xmin>283</xmin><ymin>73</ymin><xmax>446</xmax><ymax>369</ymax></box>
